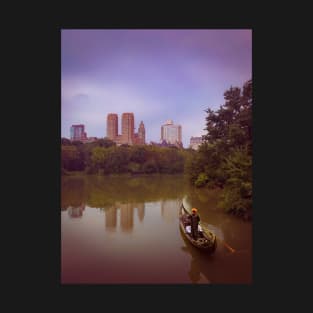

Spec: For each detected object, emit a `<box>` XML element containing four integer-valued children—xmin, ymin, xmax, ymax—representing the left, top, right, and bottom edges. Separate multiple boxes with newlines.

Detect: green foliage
<box><xmin>195</xmin><ymin>173</ymin><xmax>208</xmax><ymax>187</ymax></box>
<box><xmin>218</xmin><ymin>146</ymin><xmax>252</xmax><ymax>213</ymax></box>
<box><xmin>155</xmin><ymin>147</ymin><xmax>184</xmax><ymax>173</ymax></box>
<box><xmin>96</xmin><ymin>138</ymin><xmax>116</xmax><ymax>148</ymax></box>
<box><xmin>85</xmin><ymin>166</ymin><xmax>96</xmax><ymax>175</ymax></box>
<box><xmin>61</xmin><ymin>141</ymin><xmax>188</xmax><ymax>175</ymax></box>
<box><xmin>61</xmin><ymin>138</ymin><xmax>72</xmax><ymax>145</ymax></box>
<box><xmin>127</xmin><ymin>162</ymin><xmax>142</xmax><ymax>174</ymax></box>
<box><xmin>184</xmin><ymin>151</ymin><xmax>197</xmax><ymax>182</ymax></box>
<box><xmin>61</xmin><ymin>145</ymin><xmax>85</xmax><ymax>171</ymax></box>
<box><xmin>90</xmin><ymin>146</ymin><xmax>107</xmax><ymax>170</ymax></box>
<box><xmin>187</xmin><ymin>79</ymin><xmax>252</xmax><ymax>218</ymax></box>
<box><xmin>142</xmin><ymin>159</ymin><xmax>158</xmax><ymax>173</ymax></box>
<box><xmin>130</xmin><ymin>146</ymin><xmax>147</xmax><ymax>163</ymax></box>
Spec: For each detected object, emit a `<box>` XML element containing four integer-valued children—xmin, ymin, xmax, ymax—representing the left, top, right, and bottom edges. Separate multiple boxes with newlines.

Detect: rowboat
<box><xmin>179</xmin><ymin>203</ymin><xmax>217</xmax><ymax>253</ymax></box>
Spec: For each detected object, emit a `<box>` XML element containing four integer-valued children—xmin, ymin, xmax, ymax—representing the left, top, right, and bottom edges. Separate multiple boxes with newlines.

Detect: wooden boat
<box><xmin>179</xmin><ymin>203</ymin><xmax>217</xmax><ymax>253</ymax></box>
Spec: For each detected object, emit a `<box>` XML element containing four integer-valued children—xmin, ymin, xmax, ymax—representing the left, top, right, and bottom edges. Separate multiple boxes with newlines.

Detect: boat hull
<box><xmin>179</xmin><ymin>204</ymin><xmax>217</xmax><ymax>253</ymax></box>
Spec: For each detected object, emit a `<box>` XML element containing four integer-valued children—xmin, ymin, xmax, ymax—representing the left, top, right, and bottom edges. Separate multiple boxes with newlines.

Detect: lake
<box><xmin>61</xmin><ymin>174</ymin><xmax>252</xmax><ymax>284</ymax></box>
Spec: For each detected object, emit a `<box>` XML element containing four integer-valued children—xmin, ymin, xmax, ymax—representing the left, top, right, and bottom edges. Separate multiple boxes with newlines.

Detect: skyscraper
<box><xmin>137</xmin><ymin>121</ymin><xmax>145</xmax><ymax>144</ymax></box>
<box><xmin>70</xmin><ymin>124</ymin><xmax>87</xmax><ymax>141</ymax></box>
<box><xmin>107</xmin><ymin>113</ymin><xmax>118</xmax><ymax>140</ymax></box>
<box><xmin>122</xmin><ymin>113</ymin><xmax>134</xmax><ymax>145</ymax></box>
<box><xmin>106</xmin><ymin>113</ymin><xmax>145</xmax><ymax>146</ymax></box>
<box><xmin>161</xmin><ymin>120</ymin><xmax>182</xmax><ymax>145</ymax></box>
<box><xmin>189</xmin><ymin>136</ymin><xmax>203</xmax><ymax>150</ymax></box>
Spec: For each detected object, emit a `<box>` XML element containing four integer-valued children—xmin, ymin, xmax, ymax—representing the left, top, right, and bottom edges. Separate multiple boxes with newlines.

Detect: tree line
<box><xmin>61</xmin><ymin>175</ymin><xmax>185</xmax><ymax>209</ymax></box>
<box><xmin>61</xmin><ymin>138</ymin><xmax>186</xmax><ymax>175</ymax></box>
<box><xmin>185</xmin><ymin>79</ymin><xmax>252</xmax><ymax>218</ymax></box>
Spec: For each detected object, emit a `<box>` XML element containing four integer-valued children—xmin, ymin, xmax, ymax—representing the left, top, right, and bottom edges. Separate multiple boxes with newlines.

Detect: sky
<box><xmin>61</xmin><ymin>29</ymin><xmax>252</xmax><ymax>147</ymax></box>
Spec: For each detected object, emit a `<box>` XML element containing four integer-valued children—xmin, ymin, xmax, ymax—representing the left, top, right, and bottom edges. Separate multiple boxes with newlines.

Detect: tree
<box><xmin>61</xmin><ymin>145</ymin><xmax>84</xmax><ymax>171</ymax></box>
<box><xmin>204</xmin><ymin>81</ymin><xmax>251</xmax><ymax>152</ymax></box>
<box><xmin>142</xmin><ymin>159</ymin><xmax>158</xmax><ymax>173</ymax></box>
<box><xmin>90</xmin><ymin>146</ymin><xmax>108</xmax><ymax>173</ymax></box>
<box><xmin>219</xmin><ymin>146</ymin><xmax>252</xmax><ymax>214</ymax></box>
<box><xmin>95</xmin><ymin>138</ymin><xmax>116</xmax><ymax>148</ymax></box>
<box><xmin>189</xmin><ymin>79</ymin><xmax>252</xmax><ymax>217</ymax></box>
<box><xmin>61</xmin><ymin>138</ymin><xmax>71</xmax><ymax>145</ymax></box>
<box><xmin>129</xmin><ymin>146</ymin><xmax>147</xmax><ymax>163</ymax></box>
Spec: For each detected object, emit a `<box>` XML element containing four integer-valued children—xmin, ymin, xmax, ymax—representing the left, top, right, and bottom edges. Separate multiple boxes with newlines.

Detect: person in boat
<box><xmin>188</xmin><ymin>208</ymin><xmax>200</xmax><ymax>240</ymax></box>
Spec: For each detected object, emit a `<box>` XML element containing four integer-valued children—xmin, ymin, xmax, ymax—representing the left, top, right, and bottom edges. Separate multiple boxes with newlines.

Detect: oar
<box><xmin>217</xmin><ymin>238</ymin><xmax>235</xmax><ymax>253</ymax></box>
<box><xmin>182</xmin><ymin>203</ymin><xmax>236</xmax><ymax>253</ymax></box>
<box><xmin>202</xmin><ymin>224</ymin><xmax>235</xmax><ymax>253</ymax></box>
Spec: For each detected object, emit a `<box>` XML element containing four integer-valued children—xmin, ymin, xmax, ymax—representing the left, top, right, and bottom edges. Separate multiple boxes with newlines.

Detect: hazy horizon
<box><xmin>61</xmin><ymin>29</ymin><xmax>252</xmax><ymax>147</ymax></box>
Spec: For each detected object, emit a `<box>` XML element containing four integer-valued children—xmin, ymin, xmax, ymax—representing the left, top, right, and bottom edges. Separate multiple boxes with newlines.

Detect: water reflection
<box><xmin>67</xmin><ymin>204</ymin><xmax>85</xmax><ymax>218</ymax></box>
<box><xmin>100</xmin><ymin>202</ymin><xmax>146</xmax><ymax>232</ymax></box>
<box><xmin>104</xmin><ymin>206</ymin><xmax>117</xmax><ymax>230</ymax></box>
<box><xmin>137</xmin><ymin>203</ymin><xmax>145</xmax><ymax>222</ymax></box>
<box><xmin>119</xmin><ymin>203</ymin><xmax>134</xmax><ymax>232</ymax></box>
<box><xmin>61</xmin><ymin>174</ymin><xmax>185</xmax><ymax>209</ymax></box>
<box><xmin>61</xmin><ymin>178</ymin><xmax>86</xmax><ymax>210</ymax></box>
<box><xmin>180</xmin><ymin>230</ymin><xmax>213</xmax><ymax>284</ymax></box>
<box><xmin>161</xmin><ymin>199</ymin><xmax>180</xmax><ymax>223</ymax></box>
<box><xmin>61</xmin><ymin>175</ymin><xmax>184</xmax><ymax>233</ymax></box>
<box><xmin>61</xmin><ymin>175</ymin><xmax>252</xmax><ymax>284</ymax></box>
<box><xmin>180</xmin><ymin>227</ymin><xmax>251</xmax><ymax>284</ymax></box>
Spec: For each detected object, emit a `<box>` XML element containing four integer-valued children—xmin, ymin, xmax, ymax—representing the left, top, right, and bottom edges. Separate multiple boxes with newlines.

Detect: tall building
<box><xmin>161</xmin><ymin>120</ymin><xmax>182</xmax><ymax>145</ymax></box>
<box><xmin>190</xmin><ymin>136</ymin><xmax>203</xmax><ymax>150</ymax></box>
<box><xmin>107</xmin><ymin>113</ymin><xmax>118</xmax><ymax>140</ymax></box>
<box><xmin>70</xmin><ymin>124</ymin><xmax>87</xmax><ymax>141</ymax></box>
<box><xmin>106</xmin><ymin>113</ymin><xmax>145</xmax><ymax>146</ymax></box>
<box><xmin>122</xmin><ymin>113</ymin><xmax>135</xmax><ymax>144</ymax></box>
<box><xmin>137</xmin><ymin>121</ymin><xmax>145</xmax><ymax>144</ymax></box>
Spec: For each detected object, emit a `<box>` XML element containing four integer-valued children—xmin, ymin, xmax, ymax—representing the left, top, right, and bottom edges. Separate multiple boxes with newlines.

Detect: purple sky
<box><xmin>61</xmin><ymin>29</ymin><xmax>252</xmax><ymax>147</ymax></box>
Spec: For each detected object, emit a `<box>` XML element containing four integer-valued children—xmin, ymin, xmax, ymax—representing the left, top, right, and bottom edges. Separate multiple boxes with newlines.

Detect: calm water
<box><xmin>61</xmin><ymin>174</ymin><xmax>252</xmax><ymax>284</ymax></box>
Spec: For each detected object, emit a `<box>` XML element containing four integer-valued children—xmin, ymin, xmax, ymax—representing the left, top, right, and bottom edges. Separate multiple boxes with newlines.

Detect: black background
<box><xmin>4</xmin><ymin>3</ymin><xmax>297</xmax><ymax>311</ymax></box>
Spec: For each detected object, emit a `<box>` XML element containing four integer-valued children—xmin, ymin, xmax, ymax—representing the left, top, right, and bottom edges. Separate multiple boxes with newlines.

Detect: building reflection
<box><xmin>119</xmin><ymin>203</ymin><xmax>134</xmax><ymax>232</ymax></box>
<box><xmin>136</xmin><ymin>203</ymin><xmax>145</xmax><ymax>222</ymax></box>
<box><xmin>67</xmin><ymin>203</ymin><xmax>85</xmax><ymax>218</ymax></box>
<box><xmin>105</xmin><ymin>206</ymin><xmax>117</xmax><ymax>230</ymax></box>
<box><xmin>161</xmin><ymin>199</ymin><xmax>180</xmax><ymax>223</ymax></box>
<box><xmin>103</xmin><ymin>202</ymin><xmax>145</xmax><ymax>232</ymax></box>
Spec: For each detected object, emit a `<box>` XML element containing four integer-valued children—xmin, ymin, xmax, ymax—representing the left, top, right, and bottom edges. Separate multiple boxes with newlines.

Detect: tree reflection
<box><xmin>61</xmin><ymin>174</ymin><xmax>185</xmax><ymax>209</ymax></box>
<box><xmin>61</xmin><ymin>177</ymin><xmax>87</xmax><ymax>209</ymax></box>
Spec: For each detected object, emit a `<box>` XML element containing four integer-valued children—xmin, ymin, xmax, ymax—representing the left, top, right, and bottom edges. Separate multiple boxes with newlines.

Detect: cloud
<box><xmin>61</xmin><ymin>30</ymin><xmax>252</xmax><ymax>146</ymax></box>
<box><xmin>62</xmin><ymin>76</ymin><xmax>167</xmax><ymax>137</ymax></box>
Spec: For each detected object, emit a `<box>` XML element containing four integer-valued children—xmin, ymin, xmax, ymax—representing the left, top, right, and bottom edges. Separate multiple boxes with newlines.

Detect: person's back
<box><xmin>190</xmin><ymin>208</ymin><xmax>200</xmax><ymax>239</ymax></box>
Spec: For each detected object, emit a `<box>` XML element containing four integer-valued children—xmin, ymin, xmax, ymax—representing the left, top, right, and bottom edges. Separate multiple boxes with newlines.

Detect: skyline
<box><xmin>61</xmin><ymin>29</ymin><xmax>252</xmax><ymax>147</ymax></box>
